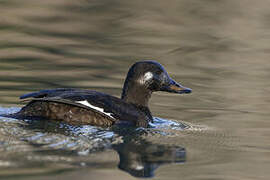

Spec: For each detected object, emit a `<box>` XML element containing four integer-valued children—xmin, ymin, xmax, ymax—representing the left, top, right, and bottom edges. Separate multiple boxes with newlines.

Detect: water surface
<box><xmin>0</xmin><ymin>0</ymin><xmax>270</xmax><ymax>179</ymax></box>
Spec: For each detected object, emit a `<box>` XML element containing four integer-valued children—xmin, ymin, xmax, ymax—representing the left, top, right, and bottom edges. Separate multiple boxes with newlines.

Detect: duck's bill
<box><xmin>160</xmin><ymin>79</ymin><xmax>192</xmax><ymax>94</ymax></box>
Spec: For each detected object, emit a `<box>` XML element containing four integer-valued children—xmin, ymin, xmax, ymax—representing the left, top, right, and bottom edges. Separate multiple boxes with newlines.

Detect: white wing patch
<box><xmin>76</xmin><ymin>100</ymin><xmax>115</xmax><ymax>119</ymax></box>
<box><xmin>138</xmin><ymin>71</ymin><xmax>153</xmax><ymax>84</ymax></box>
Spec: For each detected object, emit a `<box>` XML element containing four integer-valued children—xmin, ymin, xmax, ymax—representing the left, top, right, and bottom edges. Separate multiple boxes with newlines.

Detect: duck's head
<box><xmin>121</xmin><ymin>61</ymin><xmax>191</xmax><ymax>107</ymax></box>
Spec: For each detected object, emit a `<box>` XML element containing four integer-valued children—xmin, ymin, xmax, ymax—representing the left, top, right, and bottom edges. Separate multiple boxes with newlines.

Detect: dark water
<box><xmin>1</xmin><ymin>0</ymin><xmax>270</xmax><ymax>179</ymax></box>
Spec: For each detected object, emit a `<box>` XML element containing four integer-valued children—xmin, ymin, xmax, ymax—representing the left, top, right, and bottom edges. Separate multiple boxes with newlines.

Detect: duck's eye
<box><xmin>160</xmin><ymin>72</ymin><xmax>169</xmax><ymax>84</ymax></box>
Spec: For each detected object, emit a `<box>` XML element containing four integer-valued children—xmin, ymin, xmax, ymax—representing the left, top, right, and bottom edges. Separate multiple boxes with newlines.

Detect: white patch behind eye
<box><xmin>138</xmin><ymin>71</ymin><xmax>153</xmax><ymax>84</ymax></box>
<box><xmin>144</xmin><ymin>72</ymin><xmax>153</xmax><ymax>81</ymax></box>
<box><xmin>76</xmin><ymin>100</ymin><xmax>115</xmax><ymax>119</ymax></box>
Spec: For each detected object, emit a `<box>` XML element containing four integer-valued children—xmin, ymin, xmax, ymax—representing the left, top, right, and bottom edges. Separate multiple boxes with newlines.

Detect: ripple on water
<box><xmin>0</xmin><ymin>107</ymin><xmax>224</xmax><ymax>150</ymax></box>
<box><xmin>145</xmin><ymin>117</ymin><xmax>237</xmax><ymax>167</ymax></box>
<box><xmin>0</xmin><ymin>106</ymin><xmax>236</xmax><ymax>174</ymax></box>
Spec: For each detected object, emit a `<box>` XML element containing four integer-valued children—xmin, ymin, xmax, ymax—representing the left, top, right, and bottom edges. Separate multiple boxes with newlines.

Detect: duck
<box><xmin>5</xmin><ymin>61</ymin><xmax>191</xmax><ymax>127</ymax></box>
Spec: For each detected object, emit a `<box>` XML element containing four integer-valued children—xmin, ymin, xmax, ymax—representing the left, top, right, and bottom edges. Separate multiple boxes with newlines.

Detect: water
<box><xmin>0</xmin><ymin>0</ymin><xmax>270</xmax><ymax>179</ymax></box>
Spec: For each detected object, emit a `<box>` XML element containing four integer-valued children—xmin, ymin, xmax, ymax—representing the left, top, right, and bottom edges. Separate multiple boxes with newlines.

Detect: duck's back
<box><xmin>11</xmin><ymin>88</ymin><xmax>152</xmax><ymax>127</ymax></box>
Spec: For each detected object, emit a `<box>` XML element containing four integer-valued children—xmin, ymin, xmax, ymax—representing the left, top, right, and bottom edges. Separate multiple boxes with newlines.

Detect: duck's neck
<box><xmin>121</xmin><ymin>81</ymin><xmax>152</xmax><ymax>107</ymax></box>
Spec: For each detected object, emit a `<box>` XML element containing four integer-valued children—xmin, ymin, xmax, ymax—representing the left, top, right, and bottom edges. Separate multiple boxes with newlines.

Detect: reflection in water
<box><xmin>2</xmin><ymin>113</ymin><xmax>186</xmax><ymax>178</ymax></box>
<box><xmin>113</xmin><ymin>134</ymin><xmax>185</xmax><ymax>178</ymax></box>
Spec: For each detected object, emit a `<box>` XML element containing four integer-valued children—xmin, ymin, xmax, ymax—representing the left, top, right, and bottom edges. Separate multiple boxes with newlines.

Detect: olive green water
<box><xmin>0</xmin><ymin>0</ymin><xmax>270</xmax><ymax>179</ymax></box>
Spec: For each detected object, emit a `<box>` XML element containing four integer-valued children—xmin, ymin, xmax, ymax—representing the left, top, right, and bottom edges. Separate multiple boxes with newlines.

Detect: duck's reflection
<box><xmin>16</xmin><ymin>120</ymin><xmax>186</xmax><ymax>178</ymax></box>
<box><xmin>112</xmin><ymin>127</ymin><xmax>186</xmax><ymax>178</ymax></box>
<box><xmin>113</xmin><ymin>140</ymin><xmax>186</xmax><ymax>178</ymax></box>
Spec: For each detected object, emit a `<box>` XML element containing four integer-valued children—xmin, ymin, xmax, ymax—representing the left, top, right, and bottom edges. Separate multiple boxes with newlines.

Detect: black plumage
<box><xmin>4</xmin><ymin>61</ymin><xmax>191</xmax><ymax>127</ymax></box>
